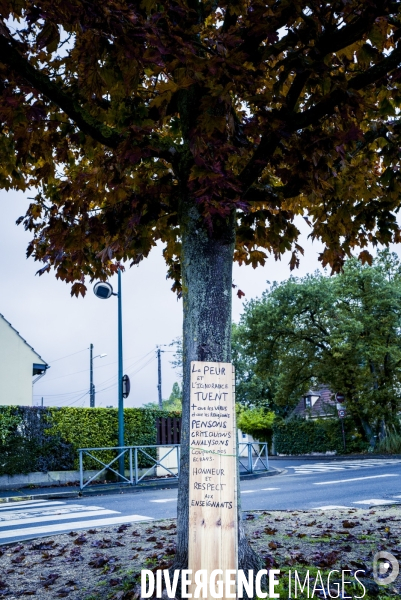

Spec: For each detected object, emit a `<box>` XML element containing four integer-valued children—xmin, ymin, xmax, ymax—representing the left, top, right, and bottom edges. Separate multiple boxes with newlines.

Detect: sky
<box><xmin>1</xmin><ymin>187</ymin><xmax>331</xmax><ymax>409</ymax></box>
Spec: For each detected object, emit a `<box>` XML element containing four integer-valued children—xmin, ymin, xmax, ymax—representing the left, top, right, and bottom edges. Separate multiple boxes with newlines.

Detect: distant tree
<box><xmin>236</xmin><ymin>251</ymin><xmax>401</xmax><ymax>445</ymax></box>
<box><xmin>232</xmin><ymin>323</ymin><xmax>272</xmax><ymax>410</ymax></box>
<box><xmin>142</xmin><ymin>382</ymin><xmax>182</xmax><ymax>411</ymax></box>
<box><xmin>2</xmin><ymin>0</ymin><xmax>401</xmax><ymax>572</ymax></box>
<box><xmin>169</xmin><ymin>337</ymin><xmax>183</xmax><ymax>381</ymax></box>
<box><xmin>164</xmin><ymin>381</ymin><xmax>183</xmax><ymax>411</ymax></box>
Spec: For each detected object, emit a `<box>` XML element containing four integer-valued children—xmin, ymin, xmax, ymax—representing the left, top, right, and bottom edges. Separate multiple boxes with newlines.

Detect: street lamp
<box><xmin>89</xmin><ymin>345</ymin><xmax>107</xmax><ymax>408</ymax></box>
<box><xmin>93</xmin><ymin>270</ymin><xmax>126</xmax><ymax>478</ymax></box>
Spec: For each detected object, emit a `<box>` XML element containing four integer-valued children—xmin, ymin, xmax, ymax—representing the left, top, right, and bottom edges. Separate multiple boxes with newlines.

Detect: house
<box><xmin>0</xmin><ymin>314</ymin><xmax>49</xmax><ymax>406</ymax></box>
<box><xmin>292</xmin><ymin>386</ymin><xmax>337</xmax><ymax>419</ymax></box>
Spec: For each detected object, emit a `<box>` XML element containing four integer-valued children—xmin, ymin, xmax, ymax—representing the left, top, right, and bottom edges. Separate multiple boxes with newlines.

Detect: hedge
<box><xmin>0</xmin><ymin>406</ymin><xmax>180</xmax><ymax>476</ymax></box>
<box><xmin>273</xmin><ymin>417</ymin><xmax>369</xmax><ymax>455</ymax></box>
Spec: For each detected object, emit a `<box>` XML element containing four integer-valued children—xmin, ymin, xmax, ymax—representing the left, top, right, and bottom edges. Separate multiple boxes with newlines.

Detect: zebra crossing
<box><xmin>0</xmin><ymin>498</ymin><xmax>153</xmax><ymax>544</ymax></box>
<box><xmin>287</xmin><ymin>458</ymin><xmax>401</xmax><ymax>475</ymax></box>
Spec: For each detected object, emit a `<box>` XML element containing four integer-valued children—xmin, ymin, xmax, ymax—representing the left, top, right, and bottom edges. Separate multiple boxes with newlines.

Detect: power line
<box><xmin>91</xmin><ymin>349</ymin><xmax>156</xmax><ymax>389</ymax></box>
<box><xmin>41</xmin><ymin>348</ymin><xmax>156</xmax><ymax>384</ymax></box>
<box><xmin>64</xmin><ymin>391</ymin><xmax>90</xmax><ymax>407</ymax></box>
<box><xmin>48</xmin><ymin>348</ymin><xmax>88</xmax><ymax>363</ymax></box>
<box><xmin>95</xmin><ymin>354</ymin><xmax>156</xmax><ymax>395</ymax></box>
<box><xmin>35</xmin><ymin>348</ymin><xmax>157</xmax><ymax>402</ymax></box>
<box><xmin>33</xmin><ymin>388</ymin><xmax>88</xmax><ymax>398</ymax></box>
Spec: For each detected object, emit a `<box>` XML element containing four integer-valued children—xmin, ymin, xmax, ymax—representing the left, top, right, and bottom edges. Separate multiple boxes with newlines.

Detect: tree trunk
<box><xmin>359</xmin><ymin>417</ymin><xmax>376</xmax><ymax>448</ymax></box>
<box><xmin>174</xmin><ymin>201</ymin><xmax>262</xmax><ymax>577</ymax></box>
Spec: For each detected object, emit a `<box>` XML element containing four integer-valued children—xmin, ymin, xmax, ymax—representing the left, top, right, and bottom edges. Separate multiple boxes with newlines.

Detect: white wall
<box><xmin>0</xmin><ymin>317</ymin><xmax>46</xmax><ymax>406</ymax></box>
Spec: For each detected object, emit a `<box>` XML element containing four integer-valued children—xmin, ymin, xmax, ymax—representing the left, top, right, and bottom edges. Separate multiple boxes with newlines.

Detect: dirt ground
<box><xmin>0</xmin><ymin>507</ymin><xmax>400</xmax><ymax>599</ymax></box>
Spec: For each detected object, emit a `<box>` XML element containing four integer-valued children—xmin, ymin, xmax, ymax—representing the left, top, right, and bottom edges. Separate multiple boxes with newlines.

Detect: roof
<box><xmin>292</xmin><ymin>385</ymin><xmax>336</xmax><ymax>418</ymax></box>
<box><xmin>0</xmin><ymin>313</ymin><xmax>48</xmax><ymax>366</ymax></box>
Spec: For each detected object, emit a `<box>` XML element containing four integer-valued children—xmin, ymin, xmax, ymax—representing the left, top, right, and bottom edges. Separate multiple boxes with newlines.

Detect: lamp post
<box><xmin>93</xmin><ymin>270</ymin><xmax>126</xmax><ymax>478</ymax></box>
<box><xmin>89</xmin><ymin>345</ymin><xmax>107</xmax><ymax>407</ymax></box>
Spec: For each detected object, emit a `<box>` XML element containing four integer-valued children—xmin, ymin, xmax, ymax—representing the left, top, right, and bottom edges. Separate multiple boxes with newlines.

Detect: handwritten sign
<box><xmin>188</xmin><ymin>361</ymin><xmax>238</xmax><ymax>598</ymax></box>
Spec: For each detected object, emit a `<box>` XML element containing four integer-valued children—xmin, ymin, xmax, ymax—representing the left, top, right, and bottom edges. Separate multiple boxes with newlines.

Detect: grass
<box><xmin>376</xmin><ymin>428</ymin><xmax>401</xmax><ymax>454</ymax></box>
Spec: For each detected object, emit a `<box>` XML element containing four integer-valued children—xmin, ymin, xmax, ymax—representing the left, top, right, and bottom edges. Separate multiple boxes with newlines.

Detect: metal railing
<box><xmin>238</xmin><ymin>442</ymin><xmax>269</xmax><ymax>474</ymax></box>
<box><xmin>78</xmin><ymin>442</ymin><xmax>268</xmax><ymax>490</ymax></box>
<box><xmin>79</xmin><ymin>444</ymin><xmax>180</xmax><ymax>490</ymax></box>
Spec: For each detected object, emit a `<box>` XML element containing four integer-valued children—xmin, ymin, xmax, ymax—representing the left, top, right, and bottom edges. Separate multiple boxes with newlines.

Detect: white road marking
<box><xmin>149</xmin><ymin>499</ymin><xmax>176</xmax><ymax>503</ymax></box>
<box><xmin>0</xmin><ymin>505</ymin><xmax>109</xmax><ymax>521</ymax></box>
<box><xmin>0</xmin><ymin>504</ymin><xmax>90</xmax><ymax>521</ymax></box>
<box><xmin>315</xmin><ymin>505</ymin><xmax>351</xmax><ymax>510</ymax></box>
<box><xmin>0</xmin><ymin>501</ymin><xmax>66</xmax><ymax>511</ymax></box>
<box><xmin>294</xmin><ymin>469</ymin><xmax>344</xmax><ymax>474</ymax></box>
<box><xmin>353</xmin><ymin>499</ymin><xmax>400</xmax><ymax>506</ymax></box>
<box><xmin>261</xmin><ymin>488</ymin><xmax>280</xmax><ymax>491</ymax></box>
<box><xmin>0</xmin><ymin>508</ymin><xmax>118</xmax><ymax>528</ymax></box>
<box><xmin>241</xmin><ymin>490</ymin><xmax>256</xmax><ymax>494</ymax></box>
<box><xmin>289</xmin><ymin>459</ymin><xmax>401</xmax><ymax>475</ymax></box>
<box><xmin>0</xmin><ymin>514</ymin><xmax>153</xmax><ymax>540</ymax></box>
<box><xmin>314</xmin><ymin>474</ymin><xmax>399</xmax><ymax>485</ymax></box>
<box><xmin>0</xmin><ymin>499</ymin><xmax>46</xmax><ymax>506</ymax></box>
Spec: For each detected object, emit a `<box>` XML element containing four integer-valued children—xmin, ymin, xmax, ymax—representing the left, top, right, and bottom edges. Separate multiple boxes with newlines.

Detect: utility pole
<box><xmin>41</xmin><ymin>397</ymin><xmax>44</xmax><ymax>408</ymax></box>
<box><xmin>157</xmin><ymin>347</ymin><xmax>163</xmax><ymax>409</ymax></box>
<box><xmin>89</xmin><ymin>345</ymin><xmax>107</xmax><ymax>408</ymax></box>
<box><xmin>90</xmin><ymin>343</ymin><xmax>95</xmax><ymax>407</ymax></box>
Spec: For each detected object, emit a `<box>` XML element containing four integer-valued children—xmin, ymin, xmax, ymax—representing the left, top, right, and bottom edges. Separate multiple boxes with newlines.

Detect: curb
<box><xmin>0</xmin><ymin>468</ymin><xmax>283</xmax><ymax>503</ymax></box>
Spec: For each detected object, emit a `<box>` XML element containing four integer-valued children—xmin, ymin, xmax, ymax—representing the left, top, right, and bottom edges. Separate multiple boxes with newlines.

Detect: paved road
<box><xmin>1</xmin><ymin>457</ymin><xmax>401</xmax><ymax>544</ymax></box>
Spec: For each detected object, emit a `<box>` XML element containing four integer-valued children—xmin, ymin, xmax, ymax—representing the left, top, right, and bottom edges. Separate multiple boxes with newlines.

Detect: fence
<box><xmin>78</xmin><ymin>442</ymin><xmax>269</xmax><ymax>490</ymax></box>
<box><xmin>156</xmin><ymin>417</ymin><xmax>181</xmax><ymax>445</ymax></box>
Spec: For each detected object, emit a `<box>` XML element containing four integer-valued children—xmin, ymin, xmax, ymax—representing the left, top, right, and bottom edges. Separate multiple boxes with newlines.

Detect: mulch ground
<box><xmin>0</xmin><ymin>507</ymin><xmax>400</xmax><ymax>599</ymax></box>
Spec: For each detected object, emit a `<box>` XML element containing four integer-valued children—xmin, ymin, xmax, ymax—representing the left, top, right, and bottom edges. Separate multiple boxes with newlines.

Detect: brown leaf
<box><xmin>342</xmin><ymin>520</ymin><xmax>359</xmax><ymax>528</ymax></box>
<box><xmin>73</xmin><ymin>535</ymin><xmax>87</xmax><ymax>545</ymax></box>
<box><xmin>88</xmin><ymin>556</ymin><xmax>109</xmax><ymax>568</ymax></box>
<box><xmin>264</xmin><ymin>527</ymin><xmax>277</xmax><ymax>535</ymax></box>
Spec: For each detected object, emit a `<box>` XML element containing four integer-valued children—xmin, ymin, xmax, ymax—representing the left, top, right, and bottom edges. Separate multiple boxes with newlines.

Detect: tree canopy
<box><xmin>234</xmin><ymin>251</ymin><xmax>401</xmax><ymax>441</ymax></box>
<box><xmin>3</xmin><ymin>0</ymin><xmax>401</xmax><ymax>573</ymax></box>
<box><xmin>1</xmin><ymin>1</ymin><xmax>401</xmax><ymax>291</ymax></box>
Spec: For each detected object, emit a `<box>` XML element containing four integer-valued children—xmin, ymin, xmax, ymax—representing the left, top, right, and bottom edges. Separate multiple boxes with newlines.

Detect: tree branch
<box><xmin>293</xmin><ymin>43</ymin><xmax>401</xmax><ymax>131</ymax></box>
<box><xmin>258</xmin><ymin>2</ymin><xmax>398</xmax><ymax>64</ymax></box>
<box><xmin>243</xmin><ymin>177</ymin><xmax>304</xmax><ymax>203</ymax></box>
<box><xmin>0</xmin><ymin>34</ymin><xmax>122</xmax><ymax>148</ymax></box>
<box><xmin>240</xmin><ymin>42</ymin><xmax>401</xmax><ymax>193</ymax></box>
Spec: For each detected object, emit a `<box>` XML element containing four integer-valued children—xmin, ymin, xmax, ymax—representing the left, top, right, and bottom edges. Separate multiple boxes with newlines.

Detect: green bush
<box><xmin>0</xmin><ymin>406</ymin><xmax>180</xmax><ymax>476</ymax></box>
<box><xmin>273</xmin><ymin>417</ymin><xmax>369</xmax><ymax>455</ymax></box>
<box><xmin>237</xmin><ymin>407</ymin><xmax>275</xmax><ymax>442</ymax></box>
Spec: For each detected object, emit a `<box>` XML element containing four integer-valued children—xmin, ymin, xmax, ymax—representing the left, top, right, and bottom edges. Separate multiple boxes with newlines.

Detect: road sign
<box><xmin>338</xmin><ymin>409</ymin><xmax>346</xmax><ymax>418</ymax></box>
<box><xmin>336</xmin><ymin>392</ymin><xmax>345</xmax><ymax>403</ymax></box>
<box><xmin>122</xmin><ymin>374</ymin><xmax>130</xmax><ymax>398</ymax></box>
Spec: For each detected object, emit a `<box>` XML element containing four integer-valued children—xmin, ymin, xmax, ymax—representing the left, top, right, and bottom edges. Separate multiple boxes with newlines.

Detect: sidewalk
<box><xmin>0</xmin><ymin>467</ymin><xmax>282</xmax><ymax>502</ymax></box>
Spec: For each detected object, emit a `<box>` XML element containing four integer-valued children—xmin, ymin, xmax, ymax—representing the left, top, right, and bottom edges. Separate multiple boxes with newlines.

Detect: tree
<box><xmin>235</xmin><ymin>251</ymin><xmax>401</xmax><ymax>445</ymax></box>
<box><xmin>2</xmin><ymin>0</ymin><xmax>401</xmax><ymax>575</ymax></box>
<box><xmin>232</xmin><ymin>323</ymin><xmax>272</xmax><ymax>410</ymax></box>
<box><xmin>143</xmin><ymin>382</ymin><xmax>182</xmax><ymax>410</ymax></box>
<box><xmin>235</xmin><ymin>272</ymin><xmax>337</xmax><ymax>416</ymax></box>
<box><xmin>166</xmin><ymin>381</ymin><xmax>183</xmax><ymax>410</ymax></box>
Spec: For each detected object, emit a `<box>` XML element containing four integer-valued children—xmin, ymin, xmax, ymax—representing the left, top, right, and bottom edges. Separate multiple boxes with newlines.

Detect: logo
<box><xmin>373</xmin><ymin>551</ymin><xmax>399</xmax><ymax>585</ymax></box>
